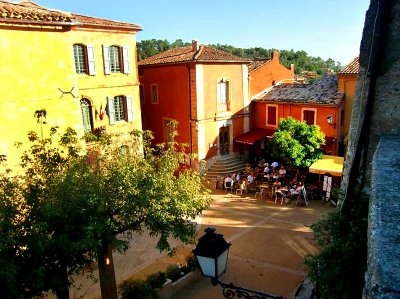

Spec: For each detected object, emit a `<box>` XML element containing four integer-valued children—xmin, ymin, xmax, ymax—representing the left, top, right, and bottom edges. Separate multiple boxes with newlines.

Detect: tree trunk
<box><xmin>55</xmin><ymin>266</ymin><xmax>69</xmax><ymax>299</ymax></box>
<box><xmin>98</xmin><ymin>242</ymin><xmax>118</xmax><ymax>299</ymax></box>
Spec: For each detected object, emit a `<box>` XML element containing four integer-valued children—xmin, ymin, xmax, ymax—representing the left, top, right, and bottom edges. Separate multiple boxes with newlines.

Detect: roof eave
<box><xmin>72</xmin><ymin>22</ymin><xmax>142</xmax><ymax>32</ymax></box>
<box><xmin>0</xmin><ymin>18</ymin><xmax>72</xmax><ymax>27</ymax></box>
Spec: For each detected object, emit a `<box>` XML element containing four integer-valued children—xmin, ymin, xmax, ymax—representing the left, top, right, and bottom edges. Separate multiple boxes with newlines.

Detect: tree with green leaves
<box><xmin>0</xmin><ymin>125</ymin><xmax>211</xmax><ymax>299</ymax></box>
<box><xmin>271</xmin><ymin>117</ymin><xmax>325</xmax><ymax>168</ymax></box>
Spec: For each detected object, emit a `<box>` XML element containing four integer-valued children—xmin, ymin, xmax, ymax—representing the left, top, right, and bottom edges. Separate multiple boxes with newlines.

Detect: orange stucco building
<box><xmin>139</xmin><ymin>41</ymin><xmax>253</xmax><ymax>168</ymax></box>
<box><xmin>138</xmin><ymin>42</ymin><xmax>298</xmax><ymax>168</ymax></box>
<box><xmin>249</xmin><ymin>51</ymin><xmax>295</xmax><ymax>97</ymax></box>
<box><xmin>337</xmin><ymin>57</ymin><xmax>359</xmax><ymax>143</ymax></box>
<box><xmin>249</xmin><ymin>76</ymin><xmax>344</xmax><ymax>156</ymax></box>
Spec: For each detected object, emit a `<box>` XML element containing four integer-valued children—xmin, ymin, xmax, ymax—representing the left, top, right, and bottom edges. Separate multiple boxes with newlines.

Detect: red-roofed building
<box><xmin>252</xmin><ymin>76</ymin><xmax>345</xmax><ymax>155</ymax></box>
<box><xmin>138</xmin><ymin>41</ymin><xmax>253</xmax><ymax>168</ymax></box>
<box><xmin>138</xmin><ymin>42</ymin><xmax>297</xmax><ymax>168</ymax></box>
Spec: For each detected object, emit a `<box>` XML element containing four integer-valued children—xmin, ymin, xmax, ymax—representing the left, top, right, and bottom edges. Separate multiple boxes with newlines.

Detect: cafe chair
<box><xmin>275</xmin><ymin>190</ymin><xmax>289</xmax><ymax>205</ymax></box>
<box><xmin>224</xmin><ymin>181</ymin><xmax>233</xmax><ymax>193</ymax></box>
<box><xmin>236</xmin><ymin>180</ymin><xmax>247</xmax><ymax>196</ymax></box>
<box><xmin>295</xmin><ymin>186</ymin><xmax>309</xmax><ymax>206</ymax></box>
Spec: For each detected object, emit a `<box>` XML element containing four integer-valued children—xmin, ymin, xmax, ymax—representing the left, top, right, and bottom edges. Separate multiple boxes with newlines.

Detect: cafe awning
<box><xmin>234</xmin><ymin>128</ymin><xmax>275</xmax><ymax>145</ymax></box>
<box><xmin>309</xmin><ymin>155</ymin><xmax>344</xmax><ymax>177</ymax></box>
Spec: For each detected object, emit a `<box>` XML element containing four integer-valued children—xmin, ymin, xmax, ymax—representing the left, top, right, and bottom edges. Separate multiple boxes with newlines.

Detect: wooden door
<box><xmin>219</xmin><ymin>126</ymin><xmax>230</xmax><ymax>155</ymax></box>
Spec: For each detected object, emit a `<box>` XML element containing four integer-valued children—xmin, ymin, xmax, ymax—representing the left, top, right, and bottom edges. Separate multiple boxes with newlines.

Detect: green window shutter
<box><xmin>102</xmin><ymin>45</ymin><xmax>110</xmax><ymax>75</ymax></box>
<box><xmin>107</xmin><ymin>96</ymin><xmax>115</xmax><ymax>124</ymax></box>
<box><xmin>122</xmin><ymin>46</ymin><xmax>130</xmax><ymax>74</ymax></box>
<box><xmin>126</xmin><ymin>96</ymin><xmax>133</xmax><ymax>122</ymax></box>
<box><xmin>87</xmin><ymin>45</ymin><xmax>96</xmax><ymax>75</ymax></box>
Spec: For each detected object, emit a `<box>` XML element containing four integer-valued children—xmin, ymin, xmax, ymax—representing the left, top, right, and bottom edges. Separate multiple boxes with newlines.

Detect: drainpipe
<box><xmin>187</xmin><ymin>63</ymin><xmax>193</xmax><ymax>167</ymax></box>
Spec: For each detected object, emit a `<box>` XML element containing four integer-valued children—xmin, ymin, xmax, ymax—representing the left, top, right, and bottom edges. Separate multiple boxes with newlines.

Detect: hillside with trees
<box><xmin>137</xmin><ymin>39</ymin><xmax>342</xmax><ymax>75</ymax></box>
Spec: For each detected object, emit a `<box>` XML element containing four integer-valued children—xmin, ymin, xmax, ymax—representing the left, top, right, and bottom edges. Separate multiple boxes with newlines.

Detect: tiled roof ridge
<box><xmin>0</xmin><ymin>1</ymin><xmax>141</xmax><ymax>30</ymax></box>
<box><xmin>139</xmin><ymin>43</ymin><xmax>249</xmax><ymax>66</ymax></box>
<box><xmin>248</xmin><ymin>59</ymin><xmax>271</xmax><ymax>73</ymax></box>
<box><xmin>0</xmin><ymin>0</ymin><xmax>73</xmax><ymax>23</ymax></box>
<box><xmin>71</xmin><ymin>13</ymin><xmax>142</xmax><ymax>30</ymax></box>
<box><xmin>338</xmin><ymin>57</ymin><xmax>359</xmax><ymax>75</ymax></box>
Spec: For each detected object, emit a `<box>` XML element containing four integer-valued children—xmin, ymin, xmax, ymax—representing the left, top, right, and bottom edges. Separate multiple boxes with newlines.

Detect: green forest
<box><xmin>137</xmin><ymin>39</ymin><xmax>342</xmax><ymax>75</ymax></box>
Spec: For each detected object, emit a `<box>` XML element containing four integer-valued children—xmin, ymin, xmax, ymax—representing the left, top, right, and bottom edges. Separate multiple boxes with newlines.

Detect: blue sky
<box><xmin>35</xmin><ymin>0</ymin><xmax>370</xmax><ymax>65</ymax></box>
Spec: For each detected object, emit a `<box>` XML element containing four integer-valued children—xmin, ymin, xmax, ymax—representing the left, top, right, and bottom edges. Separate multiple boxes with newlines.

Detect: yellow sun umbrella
<box><xmin>309</xmin><ymin>155</ymin><xmax>344</xmax><ymax>177</ymax></box>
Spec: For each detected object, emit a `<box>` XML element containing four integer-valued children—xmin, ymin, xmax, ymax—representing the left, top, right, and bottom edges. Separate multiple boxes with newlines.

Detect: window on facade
<box><xmin>139</xmin><ymin>85</ymin><xmax>145</xmax><ymax>103</ymax></box>
<box><xmin>73</xmin><ymin>44</ymin><xmax>96</xmax><ymax>75</ymax></box>
<box><xmin>107</xmin><ymin>95</ymin><xmax>133</xmax><ymax>124</ymax></box>
<box><xmin>80</xmin><ymin>99</ymin><xmax>93</xmax><ymax>132</ymax></box>
<box><xmin>74</xmin><ymin>44</ymin><xmax>86</xmax><ymax>74</ymax></box>
<box><xmin>163</xmin><ymin>119</ymin><xmax>174</xmax><ymax>144</ymax></box>
<box><xmin>303</xmin><ymin>110</ymin><xmax>316</xmax><ymax>125</ymax></box>
<box><xmin>151</xmin><ymin>84</ymin><xmax>159</xmax><ymax>104</ymax></box>
<box><xmin>103</xmin><ymin>45</ymin><xmax>129</xmax><ymax>75</ymax></box>
<box><xmin>267</xmin><ymin>106</ymin><xmax>277</xmax><ymax>126</ymax></box>
<box><xmin>217</xmin><ymin>80</ymin><xmax>230</xmax><ymax>112</ymax></box>
<box><xmin>109</xmin><ymin>46</ymin><xmax>121</xmax><ymax>72</ymax></box>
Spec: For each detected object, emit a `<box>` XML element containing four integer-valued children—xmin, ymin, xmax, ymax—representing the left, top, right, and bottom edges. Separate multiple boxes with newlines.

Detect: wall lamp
<box><xmin>326</xmin><ymin>115</ymin><xmax>335</xmax><ymax>128</ymax></box>
<box><xmin>193</xmin><ymin>227</ymin><xmax>284</xmax><ymax>299</ymax></box>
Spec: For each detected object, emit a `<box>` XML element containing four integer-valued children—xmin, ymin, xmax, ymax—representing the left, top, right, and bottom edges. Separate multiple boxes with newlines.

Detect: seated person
<box><xmin>246</xmin><ymin>172</ymin><xmax>257</xmax><ymax>191</ymax></box>
<box><xmin>271</xmin><ymin>161</ymin><xmax>279</xmax><ymax>171</ymax></box>
<box><xmin>263</xmin><ymin>163</ymin><xmax>270</xmax><ymax>174</ymax></box>
<box><xmin>247</xmin><ymin>172</ymin><xmax>255</xmax><ymax>184</ymax></box>
<box><xmin>279</xmin><ymin>166</ymin><xmax>286</xmax><ymax>177</ymax></box>
<box><xmin>224</xmin><ymin>175</ymin><xmax>233</xmax><ymax>188</ymax></box>
<box><xmin>244</xmin><ymin>163</ymin><xmax>252</xmax><ymax>174</ymax></box>
<box><xmin>235</xmin><ymin>172</ymin><xmax>242</xmax><ymax>183</ymax></box>
<box><xmin>272</xmin><ymin>172</ymin><xmax>280</xmax><ymax>182</ymax></box>
<box><xmin>289</xmin><ymin>182</ymin><xmax>303</xmax><ymax>196</ymax></box>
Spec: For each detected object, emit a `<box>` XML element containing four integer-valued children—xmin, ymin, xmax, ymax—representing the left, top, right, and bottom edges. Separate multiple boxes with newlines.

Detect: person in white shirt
<box><xmin>224</xmin><ymin>175</ymin><xmax>233</xmax><ymax>185</ymax></box>
<box><xmin>279</xmin><ymin>166</ymin><xmax>286</xmax><ymax>177</ymax></box>
<box><xmin>271</xmin><ymin>161</ymin><xmax>279</xmax><ymax>171</ymax></box>
<box><xmin>247</xmin><ymin>173</ymin><xmax>255</xmax><ymax>184</ymax></box>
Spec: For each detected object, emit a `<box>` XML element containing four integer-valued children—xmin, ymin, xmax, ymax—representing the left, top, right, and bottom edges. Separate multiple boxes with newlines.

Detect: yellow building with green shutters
<box><xmin>0</xmin><ymin>1</ymin><xmax>142</xmax><ymax>170</ymax></box>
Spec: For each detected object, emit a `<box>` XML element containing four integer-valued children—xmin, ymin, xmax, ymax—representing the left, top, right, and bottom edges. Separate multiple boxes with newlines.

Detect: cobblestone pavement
<box><xmin>63</xmin><ymin>189</ymin><xmax>331</xmax><ymax>299</ymax></box>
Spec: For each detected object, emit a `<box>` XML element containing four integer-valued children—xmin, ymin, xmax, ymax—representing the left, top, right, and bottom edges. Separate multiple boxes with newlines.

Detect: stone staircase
<box><xmin>202</xmin><ymin>154</ymin><xmax>246</xmax><ymax>182</ymax></box>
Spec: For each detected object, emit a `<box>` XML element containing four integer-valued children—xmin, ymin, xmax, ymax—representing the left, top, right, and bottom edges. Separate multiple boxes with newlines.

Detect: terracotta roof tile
<box><xmin>0</xmin><ymin>1</ymin><xmax>141</xmax><ymax>30</ymax></box>
<box><xmin>72</xmin><ymin>13</ymin><xmax>141</xmax><ymax>30</ymax></box>
<box><xmin>0</xmin><ymin>0</ymin><xmax>72</xmax><ymax>23</ymax></box>
<box><xmin>254</xmin><ymin>75</ymin><xmax>343</xmax><ymax>106</ymax></box>
<box><xmin>338</xmin><ymin>57</ymin><xmax>359</xmax><ymax>75</ymax></box>
<box><xmin>138</xmin><ymin>44</ymin><xmax>250</xmax><ymax>66</ymax></box>
<box><xmin>248</xmin><ymin>60</ymin><xmax>270</xmax><ymax>73</ymax></box>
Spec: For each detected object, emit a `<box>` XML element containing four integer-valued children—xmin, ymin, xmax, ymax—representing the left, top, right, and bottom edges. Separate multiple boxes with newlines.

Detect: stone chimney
<box><xmin>272</xmin><ymin>51</ymin><xmax>279</xmax><ymax>61</ymax></box>
<box><xmin>192</xmin><ymin>40</ymin><xmax>200</xmax><ymax>52</ymax></box>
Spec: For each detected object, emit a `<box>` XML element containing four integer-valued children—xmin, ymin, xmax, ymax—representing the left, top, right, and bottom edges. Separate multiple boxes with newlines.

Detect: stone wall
<box><xmin>339</xmin><ymin>0</ymin><xmax>400</xmax><ymax>297</ymax></box>
<box><xmin>364</xmin><ymin>137</ymin><xmax>400</xmax><ymax>298</ymax></box>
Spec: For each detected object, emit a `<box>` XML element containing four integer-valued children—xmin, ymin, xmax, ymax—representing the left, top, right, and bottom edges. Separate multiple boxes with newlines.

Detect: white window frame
<box><xmin>266</xmin><ymin>104</ymin><xmax>278</xmax><ymax>127</ymax></box>
<box><xmin>301</xmin><ymin>107</ymin><xmax>317</xmax><ymax>125</ymax></box>
<box><xmin>216</xmin><ymin>78</ymin><xmax>231</xmax><ymax>112</ymax></box>
<box><xmin>73</xmin><ymin>44</ymin><xmax>87</xmax><ymax>74</ymax></box>
<box><xmin>151</xmin><ymin>84</ymin><xmax>159</xmax><ymax>104</ymax></box>
<box><xmin>107</xmin><ymin>95</ymin><xmax>133</xmax><ymax>124</ymax></box>
<box><xmin>109</xmin><ymin>45</ymin><xmax>121</xmax><ymax>73</ymax></box>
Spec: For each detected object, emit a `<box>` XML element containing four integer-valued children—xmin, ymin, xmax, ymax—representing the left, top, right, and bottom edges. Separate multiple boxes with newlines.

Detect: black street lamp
<box><xmin>193</xmin><ymin>227</ymin><xmax>284</xmax><ymax>299</ymax></box>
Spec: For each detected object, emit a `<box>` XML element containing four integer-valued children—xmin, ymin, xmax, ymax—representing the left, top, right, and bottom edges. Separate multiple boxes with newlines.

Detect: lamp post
<box><xmin>326</xmin><ymin>115</ymin><xmax>335</xmax><ymax>128</ymax></box>
<box><xmin>193</xmin><ymin>227</ymin><xmax>284</xmax><ymax>299</ymax></box>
